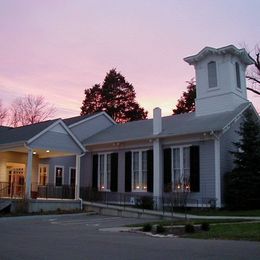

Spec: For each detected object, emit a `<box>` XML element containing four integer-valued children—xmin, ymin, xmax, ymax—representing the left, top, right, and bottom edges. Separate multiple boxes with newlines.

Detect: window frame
<box><xmin>131</xmin><ymin>149</ymin><xmax>148</xmax><ymax>192</ymax></box>
<box><xmin>38</xmin><ymin>164</ymin><xmax>49</xmax><ymax>186</ymax></box>
<box><xmin>207</xmin><ymin>61</ymin><xmax>218</xmax><ymax>89</ymax></box>
<box><xmin>235</xmin><ymin>62</ymin><xmax>241</xmax><ymax>89</ymax></box>
<box><xmin>97</xmin><ymin>153</ymin><xmax>111</xmax><ymax>192</ymax></box>
<box><xmin>54</xmin><ymin>165</ymin><xmax>64</xmax><ymax>187</ymax></box>
<box><xmin>171</xmin><ymin>145</ymin><xmax>191</xmax><ymax>192</ymax></box>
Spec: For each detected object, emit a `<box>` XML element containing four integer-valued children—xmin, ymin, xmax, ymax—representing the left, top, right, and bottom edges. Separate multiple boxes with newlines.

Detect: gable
<box><xmin>69</xmin><ymin>113</ymin><xmax>115</xmax><ymax>142</ymax></box>
<box><xmin>28</xmin><ymin>121</ymin><xmax>85</xmax><ymax>154</ymax></box>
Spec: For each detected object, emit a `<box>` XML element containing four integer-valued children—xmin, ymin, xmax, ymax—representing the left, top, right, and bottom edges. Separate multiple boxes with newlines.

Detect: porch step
<box><xmin>0</xmin><ymin>200</ymin><xmax>12</xmax><ymax>212</ymax></box>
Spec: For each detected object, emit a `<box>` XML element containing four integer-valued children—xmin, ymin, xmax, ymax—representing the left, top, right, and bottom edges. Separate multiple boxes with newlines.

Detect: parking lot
<box><xmin>0</xmin><ymin>213</ymin><xmax>260</xmax><ymax>260</ymax></box>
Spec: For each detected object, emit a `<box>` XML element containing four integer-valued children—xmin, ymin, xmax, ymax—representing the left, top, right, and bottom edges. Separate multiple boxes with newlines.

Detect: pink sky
<box><xmin>0</xmin><ymin>0</ymin><xmax>259</xmax><ymax>119</ymax></box>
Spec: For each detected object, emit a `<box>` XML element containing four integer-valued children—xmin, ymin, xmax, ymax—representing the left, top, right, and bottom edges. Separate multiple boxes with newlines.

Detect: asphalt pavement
<box><xmin>0</xmin><ymin>213</ymin><xmax>259</xmax><ymax>260</ymax></box>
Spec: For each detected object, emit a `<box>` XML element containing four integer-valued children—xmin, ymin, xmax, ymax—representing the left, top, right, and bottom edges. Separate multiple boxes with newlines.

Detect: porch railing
<box><xmin>31</xmin><ymin>183</ymin><xmax>75</xmax><ymax>200</ymax></box>
<box><xmin>79</xmin><ymin>188</ymin><xmax>208</xmax><ymax>212</ymax></box>
<box><xmin>0</xmin><ymin>182</ymin><xmax>76</xmax><ymax>200</ymax></box>
<box><xmin>0</xmin><ymin>182</ymin><xmax>25</xmax><ymax>198</ymax></box>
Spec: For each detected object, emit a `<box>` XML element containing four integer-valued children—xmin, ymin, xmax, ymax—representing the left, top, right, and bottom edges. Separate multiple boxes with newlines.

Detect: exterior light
<box><xmin>101</xmin><ymin>186</ymin><xmax>105</xmax><ymax>189</ymax></box>
<box><xmin>46</xmin><ymin>150</ymin><xmax>50</xmax><ymax>153</ymax></box>
<box><xmin>33</xmin><ymin>151</ymin><xmax>36</xmax><ymax>155</ymax></box>
<box><xmin>136</xmin><ymin>186</ymin><xmax>140</xmax><ymax>189</ymax></box>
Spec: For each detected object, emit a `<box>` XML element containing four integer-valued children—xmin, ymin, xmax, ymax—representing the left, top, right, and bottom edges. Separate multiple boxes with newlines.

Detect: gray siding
<box><xmin>30</xmin><ymin>132</ymin><xmax>82</xmax><ymax>154</ymax></box>
<box><xmin>220</xmin><ymin>115</ymin><xmax>244</xmax><ymax>200</ymax></box>
<box><xmin>82</xmin><ymin>140</ymin><xmax>216</xmax><ymax>201</ymax></box>
<box><xmin>163</xmin><ymin>140</ymin><xmax>215</xmax><ymax>201</ymax></box>
<box><xmin>70</xmin><ymin>115</ymin><xmax>113</xmax><ymax>142</ymax></box>
<box><xmin>40</xmin><ymin>156</ymin><xmax>76</xmax><ymax>185</ymax></box>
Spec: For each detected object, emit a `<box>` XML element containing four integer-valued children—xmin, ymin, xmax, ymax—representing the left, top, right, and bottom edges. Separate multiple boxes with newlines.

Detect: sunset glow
<box><xmin>0</xmin><ymin>0</ymin><xmax>259</xmax><ymax>119</ymax></box>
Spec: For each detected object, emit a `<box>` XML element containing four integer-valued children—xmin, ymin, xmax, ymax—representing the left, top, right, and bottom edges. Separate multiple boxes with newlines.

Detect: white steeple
<box><xmin>184</xmin><ymin>45</ymin><xmax>254</xmax><ymax>116</ymax></box>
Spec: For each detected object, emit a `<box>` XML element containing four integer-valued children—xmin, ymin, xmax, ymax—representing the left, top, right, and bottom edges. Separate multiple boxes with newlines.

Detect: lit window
<box><xmin>132</xmin><ymin>151</ymin><xmax>147</xmax><ymax>191</ymax></box>
<box><xmin>39</xmin><ymin>164</ymin><xmax>48</xmax><ymax>186</ymax></box>
<box><xmin>172</xmin><ymin>147</ymin><xmax>190</xmax><ymax>191</ymax></box>
<box><xmin>98</xmin><ymin>153</ymin><xmax>111</xmax><ymax>191</ymax></box>
<box><xmin>208</xmin><ymin>61</ymin><xmax>218</xmax><ymax>88</ymax></box>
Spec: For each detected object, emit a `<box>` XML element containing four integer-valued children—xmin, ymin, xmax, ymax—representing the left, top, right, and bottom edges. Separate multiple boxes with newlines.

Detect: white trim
<box><xmin>131</xmin><ymin>150</ymin><xmax>148</xmax><ymax>192</ymax></box>
<box><xmin>68</xmin><ymin>112</ymin><xmax>116</xmax><ymax>128</ymax></box>
<box><xmin>38</xmin><ymin>164</ymin><xmax>49</xmax><ymax>185</ymax></box>
<box><xmin>214</xmin><ymin>139</ymin><xmax>221</xmax><ymax>207</ymax></box>
<box><xmin>184</xmin><ymin>45</ymin><xmax>254</xmax><ymax>65</ymax></box>
<box><xmin>170</xmin><ymin>146</ymin><xmax>191</xmax><ymax>192</ymax></box>
<box><xmin>97</xmin><ymin>153</ymin><xmax>111</xmax><ymax>192</ymax></box>
<box><xmin>222</xmin><ymin>103</ymin><xmax>251</xmax><ymax>135</ymax></box>
<box><xmin>69</xmin><ymin>167</ymin><xmax>76</xmax><ymax>186</ymax></box>
<box><xmin>54</xmin><ymin>165</ymin><xmax>64</xmax><ymax>186</ymax></box>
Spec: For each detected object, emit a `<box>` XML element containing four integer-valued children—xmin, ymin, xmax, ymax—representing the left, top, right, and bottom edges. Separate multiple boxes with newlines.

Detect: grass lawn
<box><xmin>173</xmin><ymin>208</ymin><xmax>260</xmax><ymax>217</ymax></box>
<box><xmin>127</xmin><ymin>218</ymin><xmax>248</xmax><ymax>227</ymax></box>
<box><xmin>186</xmin><ymin>222</ymin><xmax>260</xmax><ymax>241</ymax></box>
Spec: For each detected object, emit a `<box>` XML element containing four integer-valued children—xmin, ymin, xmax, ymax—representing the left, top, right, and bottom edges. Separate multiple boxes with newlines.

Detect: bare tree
<box><xmin>10</xmin><ymin>95</ymin><xmax>56</xmax><ymax>127</ymax></box>
<box><xmin>246</xmin><ymin>45</ymin><xmax>260</xmax><ymax>95</ymax></box>
<box><xmin>0</xmin><ymin>100</ymin><xmax>8</xmax><ymax>126</ymax></box>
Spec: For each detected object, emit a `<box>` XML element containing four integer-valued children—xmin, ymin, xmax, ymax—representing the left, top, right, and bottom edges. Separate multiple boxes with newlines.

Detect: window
<box><xmin>172</xmin><ymin>146</ymin><xmax>190</xmax><ymax>191</ymax></box>
<box><xmin>38</xmin><ymin>164</ymin><xmax>48</xmax><ymax>186</ymax></box>
<box><xmin>132</xmin><ymin>150</ymin><xmax>147</xmax><ymax>192</ymax></box>
<box><xmin>55</xmin><ymin>166</ymin><xmax>64</xmax><ymax>187</ymax></box>
<box><xmin>235</xmin><ymin>62</ymin><xmax>241</xmax><ymax>89</ymax></box>
<box><xmin>70</xmin><ymin>167</ymin><xmax>76</xmax><ymax>187</ymax></box>
<box><xmin>208</xmin><ymin>61</ymin><xmax>218</xmax><ymax>88</ymax></box>
<box><xmin>98</xmin><ymin>153</ymin><xmax>111</xmax><ymax>191</ymax></box>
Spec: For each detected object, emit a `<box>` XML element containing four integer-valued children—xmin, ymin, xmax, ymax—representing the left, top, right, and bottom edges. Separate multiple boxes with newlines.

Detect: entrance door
<box><xmin>8</xmin><ymin>167</ymin><xmax>25</xmax><ymax>197</ymax></box>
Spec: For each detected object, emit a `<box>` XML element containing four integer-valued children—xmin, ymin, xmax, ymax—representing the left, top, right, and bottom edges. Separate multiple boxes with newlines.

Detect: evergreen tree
<box><xmin>81</xmin><ymin>69</ymin><xmax>148</xmax><ymax>123</ymax></box>
<box><xmin>224</xmin><ymin>110</ymin><xmax>260</xmax><ymax>209</ymax></box>
<box><xmin>172</xmin><ymin>79</ymin><xmax>196</xmax><ymax>115</ymax></box>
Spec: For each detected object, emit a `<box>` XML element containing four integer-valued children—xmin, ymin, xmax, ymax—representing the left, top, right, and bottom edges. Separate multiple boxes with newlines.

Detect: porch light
<box><xmin>177</xmin><ymin>184</ymin><xmax>181</xmax><ymax>189</ymax></box>
<box><xmin>136</xmin><ymin>186</ymin><xmax>140</xmax><ymax>189</ymax></box>
<box><xmin>46</xmin><ymin>150</ymin><xmax>50</xmax><ymax>153</ymax></box>
<box><xmin>101</xmin><ymin>186</ymin><xmax>105</xmax><ymax>189</ymax></box>
<box><xmin>33</xmin><ymin>151</ymin><xmax>36</xmax><ymax>155</ymax></box>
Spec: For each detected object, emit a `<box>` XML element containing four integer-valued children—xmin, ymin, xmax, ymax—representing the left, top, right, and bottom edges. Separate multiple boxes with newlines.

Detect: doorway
<box><xmin>7</xmin><ymin>163</ymin><xmax>25</xmax><ymax>198</ymax></box>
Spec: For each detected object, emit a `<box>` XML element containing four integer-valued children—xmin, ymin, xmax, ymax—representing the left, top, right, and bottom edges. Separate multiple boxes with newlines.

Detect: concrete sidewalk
<box><xmin>84</xmin><ymin>201</ymin><xmax>260</xmax><ymax>221</ymax></box>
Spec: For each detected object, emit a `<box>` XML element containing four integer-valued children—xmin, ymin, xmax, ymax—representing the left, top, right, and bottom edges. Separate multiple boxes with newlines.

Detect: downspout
<box><xmin>210</xmin><ymin>131</ymin><xmax>221</xmax><ymax>208</ymax></box>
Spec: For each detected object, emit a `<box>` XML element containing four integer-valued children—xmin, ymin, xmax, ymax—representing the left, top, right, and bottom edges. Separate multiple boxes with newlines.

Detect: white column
<box><xmin>26</xmin><ymin>148</ymin><xmax>33</xmax><ymax>199</ymax></box>
<box><xmin>214</xmin><ymin>138</ymin><xmax>221</xmax><ymax>208</ymax></box>
<box><xmin>153</xmin><ymin>138</ymin><xmax>163</xmax><ymax>208</ymax></box>
<box><xmin>75</xmin><ymin>154</ymin><xmax>81</xmax><ymax>200</ymax></box>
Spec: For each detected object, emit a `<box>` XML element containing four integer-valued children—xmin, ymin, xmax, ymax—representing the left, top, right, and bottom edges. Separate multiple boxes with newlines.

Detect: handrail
<box><xmin>0</xmin><ymin>183</ymin><xmax>10</xmax><ymax>198</ymax></box>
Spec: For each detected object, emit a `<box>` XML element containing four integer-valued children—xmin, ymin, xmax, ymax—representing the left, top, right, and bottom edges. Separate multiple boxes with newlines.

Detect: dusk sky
<box><xmin>0</xmin><ymin>0</ymin><xmax>259</xmax><ymax>119</ymax></box>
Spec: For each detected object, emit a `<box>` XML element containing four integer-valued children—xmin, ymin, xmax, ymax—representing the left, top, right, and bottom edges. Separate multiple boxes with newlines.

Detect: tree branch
<box><xmin>246</xmin><ymin>87</ymin><xmax>260</xmax><ymax>95</ymax></box>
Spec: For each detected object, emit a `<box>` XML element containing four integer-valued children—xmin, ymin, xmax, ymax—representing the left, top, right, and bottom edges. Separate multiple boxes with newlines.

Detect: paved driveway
<box><xmin>0</xmin><ymin>213</ymin><xmax>259</xmax><ymax>260</ymax></box>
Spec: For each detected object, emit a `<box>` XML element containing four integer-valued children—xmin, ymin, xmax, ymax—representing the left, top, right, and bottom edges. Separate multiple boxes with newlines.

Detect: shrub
<box><xmin>185</xmin><ymin>223</ymin><xmax>195</xmax><ymax>233</ymax></box>
<box><xmin>142</xmin><ymin>223</ymin><xmax>152</xmax><ymax>232</ymax></box>
<box><xmin>201</xmin><ymin>222</ymin><xmax>210</xmax><ymax>231</ymax></box>
<box><xmin>156</xmin><ymin>224</ymin><xmax>165</xmax><ymax>234</ymax></box>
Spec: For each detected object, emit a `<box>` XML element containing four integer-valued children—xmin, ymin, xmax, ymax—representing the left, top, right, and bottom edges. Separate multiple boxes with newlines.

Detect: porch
<box><xmin>0</xmin><ymin>119</ymin><xmax>86</xmax><ymax>204</ymax></box>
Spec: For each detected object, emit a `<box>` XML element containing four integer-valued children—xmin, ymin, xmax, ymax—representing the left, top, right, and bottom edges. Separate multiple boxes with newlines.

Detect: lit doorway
<box><xmin>6</xmin><ymin>163</ymin><xmax>25</xmax><ymax>198</ymax></box>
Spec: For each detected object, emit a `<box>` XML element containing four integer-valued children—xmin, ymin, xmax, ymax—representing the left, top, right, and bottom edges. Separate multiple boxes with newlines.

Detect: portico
<box><xmin>0</xmin><ymin>119</ymin><xmax>85</xmax><ymax>201</ymax></box>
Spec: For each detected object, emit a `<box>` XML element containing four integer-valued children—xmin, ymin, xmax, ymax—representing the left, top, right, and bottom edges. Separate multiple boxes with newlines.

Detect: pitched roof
<box><xmin>84</xmin><ymin>103</ymin><xmax>250</xmax><ymax>146</ymax></box>
<box><xmin>0</xmin><ymin>119</ymin><xmax>58</xmax><ymax>146</ymax></box>
<box><xmin>0</xmin><ymin>126</ymin><xmax>12</xmax><ymax>133</ymax></box>
<box><xmin>63</xmin><ymin>113</ymin><xmax>97</xmax><ymax>126</ymax></box>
